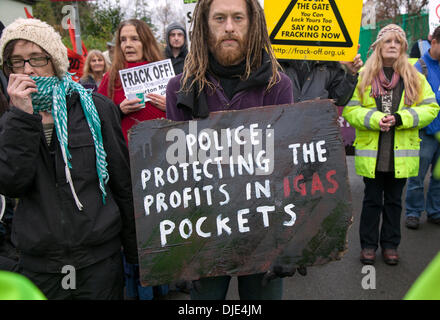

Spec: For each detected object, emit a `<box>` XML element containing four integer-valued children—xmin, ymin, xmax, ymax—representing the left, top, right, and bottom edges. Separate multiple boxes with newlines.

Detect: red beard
<box><xmin>209</xmin><ymin>34</ymin><xmax>246</xmax><ymax>66</ymax></box>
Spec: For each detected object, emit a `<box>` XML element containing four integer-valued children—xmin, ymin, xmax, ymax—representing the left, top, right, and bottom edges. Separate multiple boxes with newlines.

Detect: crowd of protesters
<box><xmin>0</xmin><ymin>0</ymin><xmax>439</xmax><ymax>300</ymax></box>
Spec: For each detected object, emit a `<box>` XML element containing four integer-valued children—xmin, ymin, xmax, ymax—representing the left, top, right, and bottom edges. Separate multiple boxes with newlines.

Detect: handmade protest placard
<box><xmin>265</xmin><ymin>0</ymin><xmax>363</xmax><ymax>61</ymax></box>
<box><xmin>119</xmin><ymin>59</ymin><xmax>175</xmax><ymax>104</ymax></box>
<box><xmin>129</xmin><ymin>100</ymin><xmax>353</xmax><ymax>286</ymax></box>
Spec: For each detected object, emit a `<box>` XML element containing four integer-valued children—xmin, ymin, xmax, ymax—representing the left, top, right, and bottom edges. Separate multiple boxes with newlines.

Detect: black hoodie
<box><xmin>165</xmin><ymin>22</ymin><xmax>188</xmax><ymax>75</ymax></box>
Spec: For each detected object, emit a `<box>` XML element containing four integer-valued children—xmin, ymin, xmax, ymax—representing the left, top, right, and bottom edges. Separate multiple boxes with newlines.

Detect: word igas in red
<box><xmin>283</xmin><ymin>170</ymin><xmax>339</xmax><ymax>198</ymax></box>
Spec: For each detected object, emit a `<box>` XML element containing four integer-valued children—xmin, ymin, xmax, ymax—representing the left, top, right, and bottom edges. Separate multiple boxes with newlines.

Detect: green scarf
<box><xmin>31</xmin><ymin>73</ymin><xmax>109</xmax><ymax>210</ymax></box>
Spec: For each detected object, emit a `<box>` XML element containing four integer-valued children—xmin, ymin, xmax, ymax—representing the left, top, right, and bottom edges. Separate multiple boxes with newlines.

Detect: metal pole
<box><xmin>73</xmin><ymin>1</ymin><xmax>82</xmax><ymax>55</ymax></box>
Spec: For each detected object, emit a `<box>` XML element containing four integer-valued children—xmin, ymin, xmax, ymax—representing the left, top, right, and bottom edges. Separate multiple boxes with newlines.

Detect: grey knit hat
<box><xmin>0</xmin><ymin>18</ymin><xmax>69</xmax><ymax>78</ymax></box>
<box><xmin>166</xmin><ymin>21</ymin><xmax>186</xmax><ymax>38</ymax></box>
<box><xmin>166</xmin><ymin>22</ymin><xmax>186</xmax><ymax>43</ymax></box>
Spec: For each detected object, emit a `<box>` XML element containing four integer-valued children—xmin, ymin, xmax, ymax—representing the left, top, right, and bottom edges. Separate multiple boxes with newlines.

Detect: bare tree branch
<box><xmin>371</xmin><ymin>0</ymin><xmax>429</xmax><ymax>21</ymax></box>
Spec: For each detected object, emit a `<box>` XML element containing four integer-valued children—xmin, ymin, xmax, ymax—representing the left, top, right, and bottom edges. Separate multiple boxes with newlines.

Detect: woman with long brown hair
<box><xmin>98</xmin><ymin>19</ymin><xmax>166</xmax><ymax>144</ymax></box>
<box><xmin>80</xmin><ymin>49</ymin><xmax>109</xmax><ymax>91</ymax></box>
<box><xmin>98</xmin><ymin>19</ymin><xmax>170</xmax><ymax>300</ymax></box>
<box><xmin>343</xmin><ymin>24</ymin><xmax>439</xmax><ymax>266</ymax></box>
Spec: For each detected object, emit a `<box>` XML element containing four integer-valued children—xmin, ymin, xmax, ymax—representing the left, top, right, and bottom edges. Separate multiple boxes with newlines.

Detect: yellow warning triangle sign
<box><xmin>270</xmin><ymin>0</ymin><xmax>353</xmax><ymax>47</ymax></box>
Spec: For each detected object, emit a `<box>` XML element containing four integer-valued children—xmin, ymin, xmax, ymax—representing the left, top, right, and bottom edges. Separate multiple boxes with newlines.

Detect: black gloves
<box><xmin>175</xmin><ymin>279</ymin><xmax>201</xmax><ymax>293</ymax></box>
<box><xmin>262</xmin><ymin>265</ymin><xmax>307</xmax><ymax>287</ymax></box>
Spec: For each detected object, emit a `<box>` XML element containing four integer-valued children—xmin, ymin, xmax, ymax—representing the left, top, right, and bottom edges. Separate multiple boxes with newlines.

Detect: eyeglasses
<box><xmin>7</xmin><ymin>56</ymin><xmax>51</xmax><ymax>69</ymax></box>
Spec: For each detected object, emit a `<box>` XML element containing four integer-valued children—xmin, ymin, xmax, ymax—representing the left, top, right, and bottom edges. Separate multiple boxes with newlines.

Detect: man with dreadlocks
<box><xmin>166</xmin><ymin>0</ymin><xmax>295</xmax><ymax>300</ymax></box>
<box><xmin>0</xmin><ymin>18</ymin><xmax>138</xmax><ymax>299</ymax></box>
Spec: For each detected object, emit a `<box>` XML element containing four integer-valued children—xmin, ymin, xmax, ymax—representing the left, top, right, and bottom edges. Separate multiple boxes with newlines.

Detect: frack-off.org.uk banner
<box><xmin>129</xmin><ymin>101</ymin><xmax>353</xmax><ymax>286</ymax></box>
<box><xmin>265</xmin><ymin>0</ymin><xmax>363</xmax><ymax>61</ymax></box>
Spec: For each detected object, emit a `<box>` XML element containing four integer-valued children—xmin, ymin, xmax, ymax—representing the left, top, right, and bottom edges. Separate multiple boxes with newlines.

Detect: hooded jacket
<box><xmin>414</xmin><ymin>50</ymin><xmax>440</xmax><ymax>135</ymax></box>
<box><xmin>279</xmin><ymin>60</ymin><xmax>358</xmax><ymax>106</ymax></box>
<box><xmin>0</xmin><ymin>92</ymin><xmax>138</xmax><ymax>273</ymax></box>
<box><xmin>165</xmin><ymin>22</ymin><xmax>188</xmax><ymax>75</ymax></box>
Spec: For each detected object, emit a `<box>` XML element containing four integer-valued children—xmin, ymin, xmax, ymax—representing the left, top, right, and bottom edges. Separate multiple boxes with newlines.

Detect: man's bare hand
<box><xmin>340</xmin><ymin>54</ymin><xmax>363</xmax><ymax>76</ymax></box>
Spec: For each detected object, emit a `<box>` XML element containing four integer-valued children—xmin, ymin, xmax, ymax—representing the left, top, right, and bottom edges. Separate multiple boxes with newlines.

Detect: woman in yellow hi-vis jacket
<box><xmin>343</xmin><ymin>24</ymin><xmax>439</xmax><ymax>266</ymax></box>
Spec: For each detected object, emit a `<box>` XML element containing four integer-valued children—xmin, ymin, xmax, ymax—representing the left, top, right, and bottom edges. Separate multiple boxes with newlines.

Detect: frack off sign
<box><xmin>129</xmin><ymin>100</ymin><xmax>353</xmax><ymax>286</ymax></box>
<box><xmin>119</xmin><ymin>59</ymin><xmax>175</xmax><ymax>102</ymax></box>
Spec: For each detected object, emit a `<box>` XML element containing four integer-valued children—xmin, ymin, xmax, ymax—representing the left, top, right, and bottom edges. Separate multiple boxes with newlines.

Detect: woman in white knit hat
<box><xmin>0</xmin><ymin>18</ymin><xmax>138</xmax><ymax>299</ymax></box>
<box><xmin>343</xmin><ymin>24</ymin><xmax>439</xmax><ymax>266</ymax></box>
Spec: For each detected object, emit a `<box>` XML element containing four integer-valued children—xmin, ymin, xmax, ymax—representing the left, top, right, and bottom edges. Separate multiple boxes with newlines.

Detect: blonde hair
<box><xmin>81</xmin><ymin>50</ymin><xmax>109</xmax><ymax>82</ymax></box>
<box><xmin>359</xmin><ymin>30</ymin><xmax>421</xmax><ymax>104</ymax></box>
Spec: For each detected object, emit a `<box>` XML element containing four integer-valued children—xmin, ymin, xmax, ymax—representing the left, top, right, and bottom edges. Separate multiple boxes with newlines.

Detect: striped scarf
<box><xmin>371</xmin><ymin>68</ymin><xmax>413</xmax><ymax>106</ymax></box>
<box><xmin>31</xmin><ymin>73</ymin><xmax>109</xmax><ymax>210</ymax></box>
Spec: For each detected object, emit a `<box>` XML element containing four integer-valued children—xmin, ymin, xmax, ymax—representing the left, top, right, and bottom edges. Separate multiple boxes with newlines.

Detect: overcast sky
<box><xmin>120</xmin><ymin>0</ymin><xmax>184</xmax><ymax>18</ymax></box>
<box><xmin>117</xmin><ymin>0</ymin><xmax>185</xmax><ymax>39</ymax></box>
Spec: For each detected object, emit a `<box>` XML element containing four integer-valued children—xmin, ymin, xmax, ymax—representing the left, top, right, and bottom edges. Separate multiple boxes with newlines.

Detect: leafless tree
<box><xmin>372</xmin><ymin>0</ymin><xmax>429</xmax><ymax>20</ymax></box>
<box><xmin>131</xmin><ymin>0</ymin><xmax>151</xmax><ymax>20</ymax></box>
<box><xmin>156</xmin><ymin>0</ymin><xmax>186</xmax><ymax>42</ymax></box>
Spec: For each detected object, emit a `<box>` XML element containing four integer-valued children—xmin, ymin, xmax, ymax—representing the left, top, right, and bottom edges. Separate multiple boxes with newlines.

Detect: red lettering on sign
<box><xmin>326</xmin><ymin>170</ymin><xmax>339</xmax><ymax>194</ymax></box>
<box><xmin>293</xmin><ymin>174</ymin><xmax>306</xmax><ymax>196</ymax></box>
<box><xmin>284</xmin><ymin>177</ymin><xmax>290</xmax><ymax>198</ymax></box>
<box><xmin>311</xmin><ymin>172</ymin><xmax>324</xmax><ymax>195</ymax></box>
<box><xmin>283</xmin><ymin>169</ymin><xmax>340</xmax><ymax>197</ymax></box>
<box><xmin>67</xmin><ymin>48</ymin><xmax>86</xmax><ymax>82</ymax></box>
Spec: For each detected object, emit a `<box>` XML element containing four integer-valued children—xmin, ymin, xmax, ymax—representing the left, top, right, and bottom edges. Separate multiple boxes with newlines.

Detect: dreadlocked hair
<box><xmin>181</xmin><ymin>0</ymin><xmax>281</xmax><ymax>94</ymax></box>
<box><xmin>107</xmin><ymin>19</ymin><xmax>163</xmax><ymax>100</ymax></box>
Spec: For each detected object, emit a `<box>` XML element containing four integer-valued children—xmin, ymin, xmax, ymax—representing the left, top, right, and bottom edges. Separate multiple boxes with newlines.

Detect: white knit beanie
<box><xmin>370</xmin><ymin>24</ymin><xmax>408</xmax><ymax>51</ymax></box>
<box><xmin>0</xmin><ymin>18</ymin><xmax>69</xmax><ymax>79</ymax></box>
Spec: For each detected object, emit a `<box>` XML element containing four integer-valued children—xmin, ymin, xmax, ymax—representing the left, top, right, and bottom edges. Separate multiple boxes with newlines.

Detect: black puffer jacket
<box><xmin>279</xmin><ymin>60</ymin><xmax>358</xmax><ymax>106</ymax></box>
<box><xmin>0</xmin><ymin>92</ymin><xmax>138</xmax><ymax>273</ymax></box>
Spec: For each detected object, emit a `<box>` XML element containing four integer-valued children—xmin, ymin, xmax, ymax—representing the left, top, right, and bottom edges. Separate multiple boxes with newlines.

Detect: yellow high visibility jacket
<box><xmin>342</xmin><ymin>73</ymin><xmax>439</xmax><ymax>178</ymax></box>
